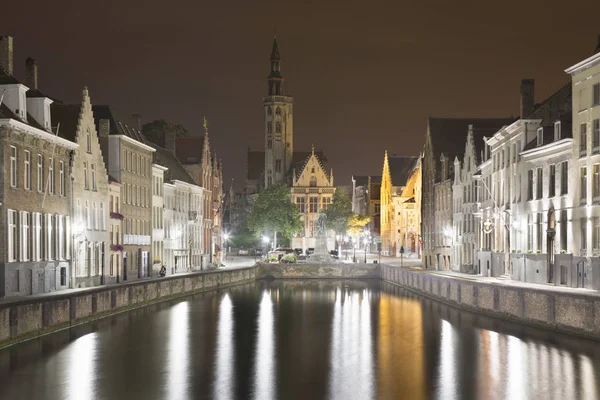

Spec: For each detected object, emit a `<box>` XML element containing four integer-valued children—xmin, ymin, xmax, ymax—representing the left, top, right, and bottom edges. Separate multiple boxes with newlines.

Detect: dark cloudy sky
<box><xmin>4</xmin><ymin>0</ymin><xmax>600</xmax><ymax>188</ymax></box>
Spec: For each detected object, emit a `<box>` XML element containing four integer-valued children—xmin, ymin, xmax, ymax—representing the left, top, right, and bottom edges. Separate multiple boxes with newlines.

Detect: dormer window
<box><xmin>554</xmin><ymin>121</ymin><xmax>561</xmax><ymax>141</ymax></box>
<box><xmin>537</xmin><ymin>127</ymin><xmax>543</xmax><ymax>146</ymax></box>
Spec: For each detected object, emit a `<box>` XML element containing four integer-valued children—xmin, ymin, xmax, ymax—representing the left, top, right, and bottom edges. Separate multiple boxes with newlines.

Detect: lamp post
<box><xmin>363</xmin><ymin>229</ymin><xmax>370</xmax><ymax>263</ymax></box>
<box><xmin>223</xmin><ymin>233</ymin><xmax>230</xmax><ymax>261</ymax></box>
<box><xmin>262</xmin><ymin>235</ymin><xmax>269</xmax><ymax>259</ymax></box>
<box><xmin>352</xmin><ymin>237</ymin><xmax>357</xmax><ymax>263</ymax></box>
<box><xmin>344</xmin><ymin>235</ymin><xmax>349</xmax><ymax>261</ymax></box>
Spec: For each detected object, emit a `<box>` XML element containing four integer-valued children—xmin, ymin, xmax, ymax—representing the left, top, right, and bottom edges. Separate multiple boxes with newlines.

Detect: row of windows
<box><xmin>295</xmin><ymin>196</ymin><xmax>331</xmax><ymax>213</ymax></box>
<box><xmin>122</xmin><ymin>149</ymin><xmax>150</xmax><ymax>177</ymax></box>
<box><xmin>579</xmin><ymin>163</ymin><xmax>600</xmax><ymax>201</ymax></box>
<box><xmin>267</xmin><ymin>107</ymin><xmax>283</xmax><ymax>116</ymax></box>
<box><xmin>76</xmin><ymin>241</ymin><xmax>104</xmax><ymax>278</ymax></box>
<box><xmin>10</xmin><ymin>147</ymin><xmax>65</xmax><ymax>196</ymax></box>
<box><xmin>76</xmin><ymin>199</ymin><xmax>106</xmax><ymax>231</ymax></box>
<box><xmin>7</xmin><ymin>211</ymin><xmax>70</xmax><ymax>263</ymax></box>
<box><xmin>492</xmin><ymin>140</ymin><xmax>523</xmax><ymax>171</ymax></box>
<box><xmin>123</xmin><ymin>184</ymin><xmax>150</xmax><ymax>207</ymax></box>
<box><xmin>578</xmin><ymin>119</ymin><xmax>600</xmax><ymax>157</ymax></box>
<box><xmin>266</xmin><ymin>122</ymin><xmax>283</xmax><ymax>135</ymax></box>
<box><xmin>578</xmin><ymin>82</ymin><xmax>600</xmax><ymax>111</ymax></box>
<box><xmin>82</xmin><ymin>162</ymin><xmax>97</xmax><ymax>191</ymax></box>
<box><xmin>123</xmin><ymin>218</ymin><xmax>151</xmax><ymax>236</ymax></box>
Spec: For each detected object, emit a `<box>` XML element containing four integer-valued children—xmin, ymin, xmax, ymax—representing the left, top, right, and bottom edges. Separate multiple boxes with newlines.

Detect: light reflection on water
<box><xmin>252</xmin><ymin>290</ymin><xmax>275</xmax><ymax>400</ymax></box>
<box><xmin>328</xmin><ymin>288</ymin><xmax>375</xmax><ymax>400</ymax></box>
<box><xmin>213</xmin><ymin>293</ymin><xmax>234</xmax><ymax>400</ymax></box>
<box><xmin>1</xmin><ymin>281</ymin><xmax>600</xmax><ymax>400</ymax></box>
<box><xmin>166</xmin><ymin>301</ymin><xmax>189</xmax><ymax>400</ymax></box>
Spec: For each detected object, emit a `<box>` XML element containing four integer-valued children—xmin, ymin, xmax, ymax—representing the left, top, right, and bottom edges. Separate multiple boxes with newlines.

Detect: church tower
<box><xmin>263</xmin><ymin>37</ymin><xmax>293</xmax><ymax>187</ymax></box>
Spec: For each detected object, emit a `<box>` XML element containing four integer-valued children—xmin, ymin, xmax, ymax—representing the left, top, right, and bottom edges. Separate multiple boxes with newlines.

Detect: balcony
<box><xmin>123</xmin><ymin>234</ymin><xmax>151</xmax><ymax>246</ymax></box>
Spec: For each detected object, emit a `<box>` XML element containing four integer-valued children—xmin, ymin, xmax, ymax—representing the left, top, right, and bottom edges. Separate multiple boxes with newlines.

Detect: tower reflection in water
<box><xmin>213</xmin><ymin>293</ymin><xmax>234</xmax><ymax>400</ymax></box>
<box><xmin>328</xmin><ymin>288</ymin><xmax>375</xmax><ymax>400</ymax></box>
<box><xmin>252</xmin><ymin>290</ymin><xmax>275</xmax><ymax>400</ymax></box>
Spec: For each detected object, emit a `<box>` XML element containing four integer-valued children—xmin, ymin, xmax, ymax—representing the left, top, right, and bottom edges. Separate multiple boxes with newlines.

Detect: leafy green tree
<box><xmin>347</xmin><ymin>213</ymin><xmax>371</xmax><ymax>234</ymax></box>
<box><xmin>142</xmin><ymin>119</ymin><xmax>188</xmax><ymax>147</ymax></box>
<box><xmin>230</xmin><ymin>225</ymin><xmax>259</xmax><ymax>249</ymax></box>
<box><xmin>325</xmin><ymin>188</ymin><xmax>353</xmax><ymax>235</ymax></box>
<box><xmin>247</xmin><ymin>184</ymin><xmax>302</xmax><ymax>247</ymax></box>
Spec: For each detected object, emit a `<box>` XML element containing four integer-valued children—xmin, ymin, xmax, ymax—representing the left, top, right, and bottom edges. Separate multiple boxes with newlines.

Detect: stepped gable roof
<box><xmin>388</xmin><ymin>155</ymin><xmax>419</xmax><ymax>186</ymax></box>
<box><xmin>292</xmin><ymin>150</ymin><xmax>328</xmax><ymax>178</ymax></box>
<box><xmin>522</xmin><ymin>83</ymin><xmax>573</xmax><ymax>152</ymax></box>
<box><xmin>51</xmin><ymin>104</ymin><xmax>80</xmax><ymax>142</ymax></box>
<box><xmin>149</xmin><ymin>143</ymin><xmax>195</xmax><ymax>185</ymax></box>
<box><xmin>247</xmin><ymin>150</ymin><xmax>265</xmax><ymax>180</ymax></box>
<box><xmin>176</xmin><ymin>136</ymin><xmax>205</xmax><ymax>165</ymax></box>
<box><xmin>428</xmin><ymin>117</ymin><xmax>515</xmax><ymax>162</ymax></box>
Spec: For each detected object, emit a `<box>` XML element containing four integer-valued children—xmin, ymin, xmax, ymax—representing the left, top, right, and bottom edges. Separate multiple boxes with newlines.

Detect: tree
<box><xmin>325</xmin><ymin>188</ymin><xmax>353</xmax><ymax>235</ymax></box>
<box><xmin>142</xmin><ymin>119</ymin><xmax>188</xmax><ymax>147</ymax></box>
<box><xmin>347</xmin><ymin>213</ymin><xmax>371</xmax><ymax>234</ymax></box>
<box><xmin>247</xmin><ymin>184</ymin><xmax>302</xmax><ymax>248</ymax></box>
<box><xmin>230</xmin><ymin>225</ymin><xmax>259</xmax><ymax>249</ymax></box>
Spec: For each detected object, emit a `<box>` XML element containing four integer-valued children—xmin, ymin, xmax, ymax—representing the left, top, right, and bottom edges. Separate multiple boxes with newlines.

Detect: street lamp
<box><xmin>352</xmin><ymin>237</ymin><xmax>357</xmax><ymax>263</ymax></box>
<box><xmin>223</xmin><ymin>233</ymin><xmax>230</xmax><ymax>261</ymax></box>
<box><xmin>363</xmin><ymin>229</ymin><xmax>370</xmax><ymax>263</ymax></box>
<box><xmin>262</xmin><ymin>235</ymin><xmax>269</xmax><ymax>259</ymax></box>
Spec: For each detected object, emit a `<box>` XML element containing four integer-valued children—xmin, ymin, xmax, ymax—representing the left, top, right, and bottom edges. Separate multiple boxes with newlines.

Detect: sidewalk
<box><xmin>0</xmin><ymin>261</ymin><xmax>256</xmax><ymax>306</ymax></box>
<box><xmin>384</xmin><ymin>262</ymin><xmax>600</xmax><ymax>297</ymax></box>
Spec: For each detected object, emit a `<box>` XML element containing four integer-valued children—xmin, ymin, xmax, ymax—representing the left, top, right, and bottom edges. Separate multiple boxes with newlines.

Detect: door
<box><xmin>123</xmin><ymin>253</ymin><xmax>128</xmax><ymax>281</ymax></box>
<box><xmin>49</xmin><ymin>268</ymin><xmax>56</xmax><ymax>291</ymax></box>
<box><xmin>37</xmin><ymin>270</ymin><xmax>45</xmax><ymax>294</ymax></box>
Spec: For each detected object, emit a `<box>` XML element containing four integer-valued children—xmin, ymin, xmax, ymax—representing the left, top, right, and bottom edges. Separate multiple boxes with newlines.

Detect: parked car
<box><xmin>268</xmin><ymin>247</ymin><xmax>296</xmax><ymax>261</ymax></box>
<box><xmin>307</xmin><ymin>248</ymin><xmax>315</xmax><ymax>255</ymax></box>
<box><xmin>329</xmin><ymin>250</ymin><xmax>339</xmax><ymax>259</ymax></box>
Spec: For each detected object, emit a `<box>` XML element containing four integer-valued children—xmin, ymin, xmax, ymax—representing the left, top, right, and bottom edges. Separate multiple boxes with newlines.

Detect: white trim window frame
<box><xmin>59</xmin><ymin>161</ymin><xmax>65</xmax><ymax>196</ymax></box>
<box><xmin>20</xmin><ymin>211</ymin><xmax>30</xmax><ymax>262</ymax></box>
<box><xmin>91</xmin><ymin>164</ymin><xmax>96</xmax><ymax>191</ymax></box>
<box><xmin>33</xmin><ymin>212</ymin><xmax>42</xmax><ymax>261</ymax></box>
<box><xmin>48</xmin><ymin>157</ymin><xmax>54</xmax><ymax>195</ymax></box>
<box><xmin>37</xmin><ymin>154</ymin><xmax>43</xmax><ymax>192</ymax></box>
<box><xmin>8</xmin><ymin>210</ymin><xmax>18</xmax><ymax>262</ymax></box>
<box><xmin>24</xmin><ymin>150</ymin><xmax>31</xmax><ymax>190</ymax></box>
<box><xmin>10</xmin><ymin>146</ymin><xmax>17</xmax><ymax>188</ymax></box>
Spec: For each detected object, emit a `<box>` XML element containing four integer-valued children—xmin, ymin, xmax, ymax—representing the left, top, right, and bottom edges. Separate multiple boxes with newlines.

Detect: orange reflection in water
<box><xmin>377</xmin><ymin>292</ymin><xmax>425</xmax><ymax>399</ymax></box>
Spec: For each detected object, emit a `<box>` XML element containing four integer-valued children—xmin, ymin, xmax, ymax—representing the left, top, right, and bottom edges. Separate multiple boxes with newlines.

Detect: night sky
<box><xmin>4</xmin><ymin>1</ymin><xmax>600</xmax><ymax>188</ymax></box>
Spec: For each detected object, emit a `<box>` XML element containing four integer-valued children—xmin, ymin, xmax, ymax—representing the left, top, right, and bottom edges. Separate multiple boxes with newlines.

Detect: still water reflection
<box><xmin>1</xmin><ymin>280</ymin><xmax>600</xmax><ymax>400</ymax></box>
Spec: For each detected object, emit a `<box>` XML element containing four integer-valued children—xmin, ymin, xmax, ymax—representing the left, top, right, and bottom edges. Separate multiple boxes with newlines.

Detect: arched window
<box><xmin>267</xmin><ymin>107</ymin><xmax>272</xmax><ymax>116</ymax></box>
<box><xmin>310</xmin><ymin>177</ymin><xmax>317</xmax><ymax>187</ymax></box>
<box><xmin>276</xmin><ymin>107</ymin><xmax>281</xmax><ymax>115</ymax></box>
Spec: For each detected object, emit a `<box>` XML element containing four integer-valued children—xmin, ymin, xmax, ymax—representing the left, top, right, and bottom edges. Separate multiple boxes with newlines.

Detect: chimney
<box><xmin>99</xmin><ymin>119</ymin><xmax>110</xmax><ymax>137</ymax></box>
<box><xmin>165</xmin><ymin>131</ymin><xmax>176</xmax><ymax>154</ymax></box>
<box><xmin>25</xmin><ymin>57</ymin><xmax>38</xmax><ymax>89</ymax></box>
<box><xmin>0</xmin><ymin>36</ymin><xmax>14</xmax><ymax>75</ymax></box>
<box><xmin>520</xmin><ymin>79</ymin><xmax>535</xmax><ymax>119</ymax></box>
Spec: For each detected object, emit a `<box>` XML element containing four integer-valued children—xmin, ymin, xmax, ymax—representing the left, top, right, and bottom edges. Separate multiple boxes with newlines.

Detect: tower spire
<box><xmin>268</xmin><ymin>37</ymin><xmax>283</xmax><ymax>96</ymax></box>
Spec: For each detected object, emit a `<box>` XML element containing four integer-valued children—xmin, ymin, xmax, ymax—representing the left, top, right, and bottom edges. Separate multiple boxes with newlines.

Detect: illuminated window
<box><xmin>10</xmin><ymin>146</ymin><xmax>17</xmax><ymax>188</ymax></box>
<box><xmin>309</xmin><ymin>197</ymin><xmax>319</xmax><ymax>213</ymax></box>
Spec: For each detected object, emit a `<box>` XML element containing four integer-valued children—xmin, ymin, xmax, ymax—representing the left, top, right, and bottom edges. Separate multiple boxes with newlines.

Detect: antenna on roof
<box><xmin>41</xmin><ymin>123</ymin><xmax>60</xmax><ymax>210</ymax></box>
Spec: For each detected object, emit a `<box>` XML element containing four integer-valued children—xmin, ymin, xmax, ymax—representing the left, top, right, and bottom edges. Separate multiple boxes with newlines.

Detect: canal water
<box><xmin>1</xmin><ymin>280</ymin><xmax>599</xmax><ymax>400</ymax></box>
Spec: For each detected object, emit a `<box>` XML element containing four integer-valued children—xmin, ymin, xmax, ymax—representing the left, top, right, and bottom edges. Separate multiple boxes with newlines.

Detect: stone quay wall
<box><xmin>256</xmin><ymin>262</ymin><xmax>381</xmax><ymax>280</ymax></box>
<box><xmin>0</xmin><ymin>267</ymin><xmax>257</xmax><ymax>349</ymax></box>
<box><xmin>381</xmin><ymin>265</ymin><xmax>600</xmax><ymax>341</ymax></box>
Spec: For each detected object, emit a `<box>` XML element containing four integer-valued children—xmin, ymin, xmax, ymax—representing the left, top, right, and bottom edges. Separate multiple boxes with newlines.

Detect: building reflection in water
<box><xmin>66</xmin><ymin>333</ymin><xmax>98</xmax><ymax>400</ymax></box>
<box><xmin>377</xmin><ymin>291</ymin><xmax>425</xmax><ymax>399</ymax></box>
<box><xmin>166</xmin><ymin>301</ymin><xmax>190</xmax><ymax>400</ymax></box>
<box><xmin>328</xmin><ymin>288</ymin><xmax>374</xmax><ymax>400</ymax></box>
<box><xmin>437</xmin><ymin>319</ymin><xmax>458</xmax><ymax>399</ymax></box>
<box><xmin>476</xmin><ymin>327</ymin><xmax>599</xmax><ymax>400</ymax></box>
<box><xmin>213</xmin><ymin>293</ymin><xmax>234</xmax><ymax>400</ymax></box>
<box><xmin>252</xmin><ymin>290</ymin><xmax>275</xmax><ymax>400</ymax></box>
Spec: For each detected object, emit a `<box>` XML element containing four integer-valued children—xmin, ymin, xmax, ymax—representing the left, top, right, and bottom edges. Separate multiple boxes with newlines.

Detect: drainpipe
<box><xmin>70</xmin><ymin>173</ymin><xmax>76</xmax><ymax>289</ymax></box>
